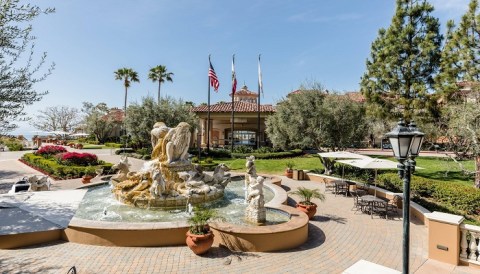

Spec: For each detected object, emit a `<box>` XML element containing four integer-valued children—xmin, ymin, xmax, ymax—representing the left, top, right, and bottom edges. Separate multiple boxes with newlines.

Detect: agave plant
<box><xmin>290</xmin><ymin>187</ymin><xmax>325</xmax><ymax>205</ymax></box>
<box><xmin>187</xmin><ymin>206</ymin><xmax>223</xmax><ymax>235</ymax></box>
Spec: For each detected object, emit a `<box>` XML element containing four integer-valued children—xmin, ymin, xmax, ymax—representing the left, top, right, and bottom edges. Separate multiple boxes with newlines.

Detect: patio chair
<box><xmin>334</xmin><ymin>181</ymin><xmax>348</xmax><ymax>197</ymax></box>
<box><xmin>324</xmin><ymin>178</ymin><xmax>336</xmax><ymax>193</ymax></box>
<box><xmin>351</xmin><ymin>191</ymin><xmax>368</xmax><ymax>212</ymax></box>
<box><xmin>386</xmin><ymin>195</ymin><xmax>401</xmax><ymax>218</ymax></box>
<box><xmin>372</xmin><ymin>200</ymin><xmax>388</xmax><ymax>219</ymax></box>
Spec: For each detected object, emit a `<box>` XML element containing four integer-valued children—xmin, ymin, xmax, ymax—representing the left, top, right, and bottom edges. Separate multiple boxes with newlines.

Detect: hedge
<box><xmin>21</xmin><ymin>153</ymin><xmax>112</xmax><ymax>179</ymax></box>
<box><xmin>377</xmin><ymin>173</ymin><xmax>480</xmax><ymax>220</ymax></box>
<box><xmin>104</xmin><ymin>143</ymin><xmax>123</xmax><ymax>148</ymax></box>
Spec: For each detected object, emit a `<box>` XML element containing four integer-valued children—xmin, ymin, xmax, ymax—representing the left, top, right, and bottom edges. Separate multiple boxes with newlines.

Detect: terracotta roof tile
<box><xmin>344</xmin><ymin>92</ymin><xmax>366</xmax><ymax>103</ymax></box>
<box><xmin>191</xmin><ymin>101</ymin><xmax>275</xmax><ymax>113</ymax></box>
<box><xmin>102</xmin><ymin>108</ymin><xmax>124</xmax><ymax>122</ymax></box>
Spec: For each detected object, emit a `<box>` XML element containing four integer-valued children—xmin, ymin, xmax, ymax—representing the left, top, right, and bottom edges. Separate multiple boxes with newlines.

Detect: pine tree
<box><xmin>436</xmin><ymin>0</ymin><xmax>480</xmax><ymax>102</ymax></box>
<box><xmin>360</xmin><ymin>0</ymin><xmax>442</xmax><ymax>122</ymax></box>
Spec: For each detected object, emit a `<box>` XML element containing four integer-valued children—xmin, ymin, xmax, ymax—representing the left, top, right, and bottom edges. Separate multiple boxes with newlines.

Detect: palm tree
<box><xmin>148</xmin><ymin>65</ymin><xmax>174</xmax><ymax>104</ymax></box>
<box><xmin>114</xmin><ymin>68</ymin><xmax>140</xmax><ymax>114</ymax></box>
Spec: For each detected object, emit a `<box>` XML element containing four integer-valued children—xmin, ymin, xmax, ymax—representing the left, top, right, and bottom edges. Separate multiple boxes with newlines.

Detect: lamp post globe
<box><xmin>408</xmin><ymin>121</ymin><xmax>425</xmax><ymax>157</ymax></box>
<box><xmin>385</xmin><ymin>119</ymin><xmax>415</xmax><ymax>161</ymax></box>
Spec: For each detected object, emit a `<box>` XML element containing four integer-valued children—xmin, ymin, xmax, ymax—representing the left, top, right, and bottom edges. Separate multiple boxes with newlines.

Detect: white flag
<box><xmin>258</xmin><ymin>55</ymin><xmax>263</xmax><ymax>96</ymax></box>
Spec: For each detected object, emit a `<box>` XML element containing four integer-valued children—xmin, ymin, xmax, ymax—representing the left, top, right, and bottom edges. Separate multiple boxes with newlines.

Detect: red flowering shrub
<box><xmin>36</xmin><ymin>145</ymin><xmax>67</xmax><ymax>156</ymax></box>
<box><xmin>56</xmin><ymin>152</ymin><xmax>98</xmax><ymax>166</ymax></box>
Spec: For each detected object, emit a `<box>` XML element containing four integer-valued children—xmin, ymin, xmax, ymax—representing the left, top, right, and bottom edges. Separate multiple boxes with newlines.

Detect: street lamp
<box><xmin>385</xmin><ymin>119</ymin><xmax>424</xmax><ymax>274</ymax></box>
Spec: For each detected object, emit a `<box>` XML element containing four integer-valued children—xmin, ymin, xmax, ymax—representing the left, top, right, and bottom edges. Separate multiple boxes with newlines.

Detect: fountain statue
<box><xmin>244</xmin><ymin>156</ymin><xmax>266</xmax><ymax>224</ymax></box>
<box><xmin>111</xmin><ymin>122</ymin><xmax>231</xmax><ymax>208</ymax></box>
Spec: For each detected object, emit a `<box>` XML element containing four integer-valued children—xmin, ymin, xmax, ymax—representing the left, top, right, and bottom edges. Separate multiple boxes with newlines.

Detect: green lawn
<box><xmin>214</xmin><ymin>155</ymin><xmax>323</xmax><ymax>175</ymax></box>
<box><xmin>376</xmin><ymin>156</ymin><xmax>475</xmax><ymax>186</ymax></box>
<box><xmin>213</xmin><ymin>154</ymin><xmax>476</xmax><ymax>186</ymax></box>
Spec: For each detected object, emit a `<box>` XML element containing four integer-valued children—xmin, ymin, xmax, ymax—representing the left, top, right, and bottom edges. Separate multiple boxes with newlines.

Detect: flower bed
<box><xmin>36</xmin><ymin>145</ymin><xmax>67</xmax><ymax>156</ymax></box>
<box><xmin>21</xmin><ymin>153</ymin><xmax>112</xmax><ymax>180</ymax></box>
<box><xmin>56</xmin><ymin>152</ymin><xmax>98</xmax><ymax>166</ymax></box>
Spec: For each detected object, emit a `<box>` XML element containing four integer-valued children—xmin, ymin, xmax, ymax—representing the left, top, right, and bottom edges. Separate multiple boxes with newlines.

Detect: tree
<box><xmin>0</xmin><ymin>1</ymin><xmax>55</xmax><ymax>133</ymax></box>
<box><xmin>125</xmin><ymin>96</ymin><xmax>198</xmax><ymax>149</ymax></box>
<box><xmin>360</xmin><ymin>0</ymin><xmax>442</xmax><ymax>122</ymax></box>
<box><xmin>442</xmin><ymin>103</ymin><xmax>480</xmax><ymax>188</ymax></box>
<box><xmin>31</xmin><ymin>106</ymin><xmax>80</xmax><ymax>132</ymax></box>
<box><xmin>114</xmin><ymin>68</ymin><xmax>140</xmax><ymax>114</ymax></box>
<box><xmin>265</xmin><ymin>90</ymin><xmax>368</xmax><ymax>152</ymax></box>
<box><xmin>82</xmin><ymin>102</ymin><xmax>120</xmax><ymax>143</ymax></box>
<box><xmin>436</xmin><ymin>0</ymin><xmax>480</xmax><ymax>101</ymax></box>
<box><xmin>148</xmin><ymin>65</ymin><xmax>174</xmax><ymax>104</ymax></box>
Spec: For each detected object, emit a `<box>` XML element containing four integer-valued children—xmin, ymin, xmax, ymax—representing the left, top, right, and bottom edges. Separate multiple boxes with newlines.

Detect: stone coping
<box><xmin>461</xmin><ymin>223</ymin><xmax>480</xmax><ymax>233</ymax></box>
<box><xmin>426</xmin><ymin>211</ymin><xmax>465</xmax><ymax>225</ymax></box>
<box><xmin>210</xmin><ymin>205</ymin><xmax>307</xmax><ymax>234</ymax></box>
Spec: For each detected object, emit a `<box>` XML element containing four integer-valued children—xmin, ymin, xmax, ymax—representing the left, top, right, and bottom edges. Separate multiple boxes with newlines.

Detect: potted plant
<box><xmin>186</xmin><ymin>206</ymin><xmax>222</xmax><ymax>255</ymax></box>
<box><xmin>285</xmin><ymin>161</ymin><xmax>295</xmax><ymax>178</ymax></box>
<box><xmin>82</xmin><ymin>166</ymin><xmax>96</xmax><ymax>184</ymax></box>
<box><xmin>290</xmin><ymin>187</ymin><xmax>326</xmax><ymax>219</ymax></box>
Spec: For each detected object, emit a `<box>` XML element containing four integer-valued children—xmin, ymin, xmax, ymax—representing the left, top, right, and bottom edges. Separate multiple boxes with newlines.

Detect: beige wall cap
<box><xmin>426</xmin><ymin>211</ymin><xmax>464</xmax><ymax>225</ymax></box>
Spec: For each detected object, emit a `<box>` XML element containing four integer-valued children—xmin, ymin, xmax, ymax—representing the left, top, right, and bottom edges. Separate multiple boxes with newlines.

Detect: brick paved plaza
<box><xmin>0</xmin><ymin>151</ymin><xmax>476</xmax><ymax>274</ymax></box>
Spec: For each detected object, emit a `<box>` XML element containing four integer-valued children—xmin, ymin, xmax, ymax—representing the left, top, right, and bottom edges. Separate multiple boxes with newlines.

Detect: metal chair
<box><xmin>324</xmin><ymin>178</ymin><xmax>336</xmax><ymax>193</ymax></box>
<box><xmin>386</xmin><ymin>195</ymin><xmax>401</xmax><ymax>218</ymax></box>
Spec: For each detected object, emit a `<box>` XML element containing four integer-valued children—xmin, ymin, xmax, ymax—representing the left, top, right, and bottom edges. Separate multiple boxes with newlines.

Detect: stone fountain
<box><xmin>111</xmin><ymin>122</ymin><xmax>231</xmax><ymax>208</ymax></box>
<box><xmin>244</xmin><ymin>156</ymin><xmax>266</xmax><ymax>224</ymax></box>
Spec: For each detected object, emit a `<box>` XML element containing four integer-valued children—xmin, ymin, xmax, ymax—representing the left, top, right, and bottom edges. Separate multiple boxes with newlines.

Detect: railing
<box><xmin>460</xmin><ymin>223</ymin><xmax>480</xmax><ymax>265</ymax></box>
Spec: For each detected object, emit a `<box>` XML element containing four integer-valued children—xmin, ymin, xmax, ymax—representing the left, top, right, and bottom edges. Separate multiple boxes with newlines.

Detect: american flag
<box><xmin>209</xmin><ymin>61</ymin><xmax>219</xmax><ymax>92</ymax></box>
<box><xmin>232</xmin><ymin>55</ymin><xmax>237</xmax><ymax>95</ymax></box>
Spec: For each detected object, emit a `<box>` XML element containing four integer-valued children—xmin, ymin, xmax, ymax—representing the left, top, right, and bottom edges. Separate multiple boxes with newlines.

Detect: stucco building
<box><xmin>191</xmin><ymin>85</ymin><xmax>275</xmax><ymax>148</ymax></box>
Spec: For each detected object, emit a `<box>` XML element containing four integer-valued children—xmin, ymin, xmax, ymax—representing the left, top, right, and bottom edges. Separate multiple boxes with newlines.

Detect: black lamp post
<box><xmin>385</xmin><ymin>119</ymin><xmax>424</xmax><ymax>274</ymax></box>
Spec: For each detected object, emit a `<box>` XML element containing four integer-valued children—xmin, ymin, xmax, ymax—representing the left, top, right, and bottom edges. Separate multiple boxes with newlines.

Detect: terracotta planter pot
<box><xmin>81</xmin><ymin>175</ymin><xmax>93</xmax><ymax>184</ymax></box>
<box><xmin>296</xmin><ymin>203</ymin><xmax>317</xmax><ymax>220</ymax></box>
<box><xmin>285</xmin><ymin>169</ymin><xmax>293</xmax><ymax>178</ymax></box>
<box><xmin>186</xmin><ymin>230</ymin><xmax>214</xmax><ymax>255</ymax></box>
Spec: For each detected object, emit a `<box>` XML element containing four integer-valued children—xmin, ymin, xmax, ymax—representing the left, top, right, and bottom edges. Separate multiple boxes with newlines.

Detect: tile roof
<box><xmin>229</xmin><ymin>85</ymin><xmax>258</xmax><ymax>97</ymax></box>
<box><xmin>191</xmin><ymin>101</ymin><xmax>275</xmax><ymax>113</ymax></box>
<box><xmin>344</xmin><ymin>92</ymin><xmax>366</xmax><ymax>103</ymax></box>
<box><xmin>102</xmin><ymin>108</ymin><xmax>124</xmax><ymax>122</ymax></box>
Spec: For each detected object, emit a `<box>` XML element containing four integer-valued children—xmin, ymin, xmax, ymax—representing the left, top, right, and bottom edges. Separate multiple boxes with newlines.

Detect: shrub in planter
<box><xmin>290</xmin><ymin>187</ymin><xmax>326</xmax><ymax>219</ymax></box>
<box><xmin>186</xmin><ymin>207</ymin><xmax>223</xmax><ymax>255</ymax></box>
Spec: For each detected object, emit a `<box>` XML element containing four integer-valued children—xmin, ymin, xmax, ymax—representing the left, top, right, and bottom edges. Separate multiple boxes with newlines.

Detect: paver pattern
<box><xmin>0</xmin><ymin>148</ymin><xmax>473</xmax><ymax>273</ymax></box>
<box><xmin>1</xmin><ymin>178</ymin><xmax>428</xmax><ymax>273</ymax></box>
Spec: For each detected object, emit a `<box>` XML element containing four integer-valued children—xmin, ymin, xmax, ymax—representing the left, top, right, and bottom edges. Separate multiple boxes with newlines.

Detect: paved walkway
<box><xmin>0</xmin><ymin>149</ymin><xmax>475</xmax><ymax>273</ymax></box>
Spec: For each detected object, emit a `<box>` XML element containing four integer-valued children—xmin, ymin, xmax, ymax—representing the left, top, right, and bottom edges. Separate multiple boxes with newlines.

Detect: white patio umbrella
<box><xmin>337</xmin><ymin>158</ymin><xmax>424</xmax><ymax>196</ymax></box>
<box><xmin>48</xmin><ymin>130</ymin><xmax>70</xmax><ymax>135</ymax></box>
<box><xmin>317</xmin><ymin>151</ymin><xmax>370</xmax><ymax>159</ymax></box>
<box><xmin>70</xmin><ymin>133</ymin><xmax>90</xmax><ymax>137</ymax></box>
<box><xmin>318</xmin><ymin>151</ymin><xmax>371</xmax><ymax>179</ymax></box>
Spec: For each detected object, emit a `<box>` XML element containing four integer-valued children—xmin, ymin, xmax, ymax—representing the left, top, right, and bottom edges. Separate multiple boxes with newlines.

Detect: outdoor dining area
<box><xmin>319</xmin><ymin>151</ymin><xmax>408</xmax><ymax>220</ymax></box>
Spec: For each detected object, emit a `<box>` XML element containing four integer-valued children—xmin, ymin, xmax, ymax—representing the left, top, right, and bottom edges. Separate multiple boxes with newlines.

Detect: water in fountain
<box><xmin>75</xmin><ymin>178</ymin><xmax>289</xmax><ymax>226</ymax></box>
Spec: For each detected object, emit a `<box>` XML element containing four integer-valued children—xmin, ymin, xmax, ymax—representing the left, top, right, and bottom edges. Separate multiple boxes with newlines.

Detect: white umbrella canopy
<box><xmin>318</xmin><ymin>151</ymin><xmax>370</xmax><ymax>177</ymax></box>
<box><xmin>337</xmin><ymin>158</ymin><xmax>424</xmax><ymax>196</ymax></box>
<box><xmin>70</xmin><ymin>133</ymin><xmax>90</xmax><ymax>137</ymax></box>
<box><xmin>48</xmin><ymin>130</ymin><xmax>70</xmax><ymax>135</ymax></box>
<box><xmin>318</xmin><ymin>151</ymin><xmax>370</xmax><ymax>159</ymax></box>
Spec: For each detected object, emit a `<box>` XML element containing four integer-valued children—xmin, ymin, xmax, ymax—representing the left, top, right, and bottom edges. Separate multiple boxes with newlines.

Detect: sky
<box><xmin>11</xmin><ymin>0</ymin><xmax>471</xmax><ymax>136</ymax></box>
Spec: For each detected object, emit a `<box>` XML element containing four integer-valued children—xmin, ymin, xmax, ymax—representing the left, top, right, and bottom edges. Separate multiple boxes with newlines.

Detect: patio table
<box><xmin>333</xmin><ymin>180</ymin><xmax>356</xmax><ymax>196</ymax></box>
<box><xmin>358</xmin><ymin>195</ymin><xmax>388</xmax><ymax>218</ymax></box>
